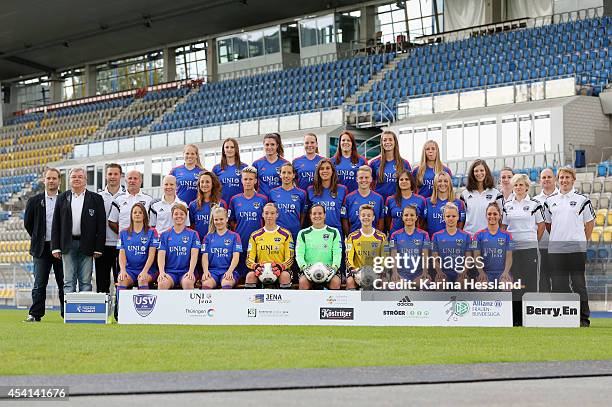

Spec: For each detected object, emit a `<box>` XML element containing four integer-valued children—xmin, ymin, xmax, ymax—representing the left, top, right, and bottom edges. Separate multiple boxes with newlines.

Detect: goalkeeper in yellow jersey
<box><xmin>245</xmin><ymin>203</ymin><xmax>294</xmax><ymax>288</ymax></box>
<box><xmin>345</xmin><ymin>204</ymin><xmax>387</xmax><ymax>289</ymax></box>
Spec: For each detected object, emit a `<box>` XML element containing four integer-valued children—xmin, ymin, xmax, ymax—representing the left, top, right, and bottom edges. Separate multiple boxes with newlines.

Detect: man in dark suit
<box><xmin>23</xmin><ymin>168</ymin><xmax>64</xmax><ymax>322</ymax></box>
<box><xmin>51</xmin><ymin>167</ymin><xmax>106</xmax><ymax>293</ymax></box>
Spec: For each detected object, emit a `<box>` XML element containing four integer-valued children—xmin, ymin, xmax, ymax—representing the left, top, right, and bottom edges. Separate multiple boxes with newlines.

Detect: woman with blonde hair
<box><xmin>170</xmin><ymin>144</ymin><xmax>205</xmax><ymax>204</ymax></box>
<box><xmin>157</xmin><ymin>204</ymin><xmax>201</xmax><ymax>290</ymax></box>
<box><xmin>412</xmin><ymin>140</ymin><xmax>452</xmax><ymax>199</ymax></box>
<box><xmin>424</xmin><ymin>171</ymin><xmax>465</xmax><ymax>237</ymax></box>
<box><xmin>201</xmin><ymin>207</ymin><xmax>242</xmax><ymax>289</ymax></box>
<box><xmin>430</xmin><ymin>202</ymin><xmax>472</xmax><ymax>284</ymax></box>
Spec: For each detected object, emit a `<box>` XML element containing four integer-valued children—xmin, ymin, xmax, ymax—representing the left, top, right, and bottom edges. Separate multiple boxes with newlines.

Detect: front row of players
<box><xmin>117</xmin><ymin>197</ymin><xmax>515</xmax><ymax>291</ymax></box>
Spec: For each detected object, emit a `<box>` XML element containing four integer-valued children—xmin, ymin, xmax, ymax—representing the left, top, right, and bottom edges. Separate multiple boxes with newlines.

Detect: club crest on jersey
<box><xmin>570</xmin><ymin>201</ymin><xmax>577</xmax><ymax>207</ymax></box>
<box><xmin>224</xmin><ymin>239</ymin><xmax>231</xmax><ymax>245</ymax></box>
<box><xmin>523</xmin><ymin>206</ymin><xmax>530</xmax><ymax>211</ymax></box>
<box><xmin>141</xmin><ymin>237</ymin><xmax>148</xmax><ymax>244</ymax></box>
<box><xmin>291</xmin><ymin>194</ymin><xmax>299</xmax><ymax>201</ymax></box>
<box><xmin>323</xmin><ymin>234</ymin><xmax>330</xmax><ymax>240</ymax></box>
<box><xmin>235</xmin><ymin>169</ymin><xmax>242</xmax><ymax>176</ymax></box>
<box><xmin>182</xmin><ymin>236</ymin><xmax>190</xmax><ymax>243</ymax></box>
<box><xmin>369</xmin><ymin>201</ymin><xmax>376</xmax><ymax>206</ymax></box>
<box><xmin>468</xmin><ymin>194</ymin><xmax>473</xmax><ymax>199</ymax></box>
<box><xmin>456</xmin><ymin>239</ymin><xmax>464</xmax><ymax>245</ymax></box>
<box><xmin>89</xmin><ymin>209</ymin><xmax>95</xmax><ymax>216</ymax></box>
<box><xmin>486</xmin><ymin>194</ymin><xmax>493</xmax><ymax>199</ymax></box>
<box><xmin>498</xmin><ymin>238</ymin><xmax>506</xmax><ymax>245</ymax></box>
<box><xmin>193</xmin><ymin>173</ymin><xmax>199</xmax><ymax>179</ymax></box>
<box><xmin>274</xmin><ymin>237</ymin><xmax>282</xmax><ymax>243</ymax></box>
<box><xmin>413</xmin><ymin>239</ymin><xmax>421</xmax><ymax>245</ymax></box>
<box><xmin>275</xmin><ymin>167</ymin><xmax>281</xmax><ymax>174</ymax></box>
<box><xmin>371</xmin><ymin>242</ymin><xmax>379</xmax><ymax>248</ymax></box>
<box><xmin>253</xmin><ymin>202</ymin><xmax>260</xmax><ymax>209</ymax></box>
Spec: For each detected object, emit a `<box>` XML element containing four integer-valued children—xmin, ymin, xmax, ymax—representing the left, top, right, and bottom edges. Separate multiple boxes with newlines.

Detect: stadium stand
<box><xmin>151</xmin><ymin>54</ymin><xmax>394</xmax><ymax>132</ymax></box>
<box><xmin>99</xmin><ymin>87</ymin><xmax>191</xmax><ymax>139</ymax></box>
<box><xmin>1</xmin><ymin>3</ymin><xmax>611</xmax><ymax>311</ymax></box>
<box><xmin>348</xmin><ymin>15</ymin><xmax>612</xmax><ymax>124</ymax></box>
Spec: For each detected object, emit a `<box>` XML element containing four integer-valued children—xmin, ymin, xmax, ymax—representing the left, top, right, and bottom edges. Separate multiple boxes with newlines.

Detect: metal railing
<box><xmin>396</xmin><ymin>75</ymin><xmax>580</xmax><ymax>119</ymax></box>
<box><xmin>73</xmin><ymin>106</ymin><xmax>345</xmax><ymax>158</ymax></box>
<box><xmin>414</xmin><ymin>6</ymin><xmax>604</xmax><ymax>45</ymax></box>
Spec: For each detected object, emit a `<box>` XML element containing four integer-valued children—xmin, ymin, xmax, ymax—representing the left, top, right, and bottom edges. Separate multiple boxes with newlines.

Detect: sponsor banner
<box><xmin>522</xmin><ymin>293</ymin><xmax>580</xmax><ymax>328</ymax></box>
<box><xmin>119</xmin><ymin>290</ymin><xmax>512</xmax><ymax>327</ymax></box>
<box><xmin>64</xmin><ymin>293</ymin><xmax>109</xmax><ymax>324</ymax></box>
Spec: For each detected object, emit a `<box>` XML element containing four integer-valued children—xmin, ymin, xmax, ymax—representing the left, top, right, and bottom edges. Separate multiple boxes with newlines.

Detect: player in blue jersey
<box><xmin>424</xmin><ymin>171</ymin><xmax>465</xmax><ymax>237</ymax></box>
<box><xmin>228</xmin><ymin>166</ymin><xmax>268</xmax><ymax>276</ymax></box>
<box><xmin>169</xmin><ymin>144</ymin><xmax>205</xmax><ymax>204</ymax></box>
<box><xmin>117</xmin><ymin>203</ymin><xmax>159</xmax><ymax>290</ymax></box>
<box><xmin>253</xmin><ymin>133</ymin><xmax>289</xmax><ymax>198</ymax></box>
<box><xmin>473</xmin><ymin>202</ymin><xmax>514</xmax><ymax>284</ymax></box>
<box><xmin>431</xmin><ymin>202</ymin><xmax>472</xmax><ymax>284</ymax></box>
<box><xmin>306</xmin><ymin>158</ymin><xmax>348</xmax><ymax>232</ymax></box>
<box><xmin>369</xmin><ymin>131</ymin><xmax>411</xmax><ymax>202</ymax></box>
<box><xmin>157</xmin><ymin>204</ymin><xmax>201</xmax><ymax>290</ymax></box>
<box><xmin>333</xmin><ymin>130</ymin><xmax>368</xmax><ymax>193</ymax></box>
<box><xmin>188</xmin><ymin>171</ymin><xmax>226</xmax><ymax>241</ymax></box>
<box><xmin>389</xmin><ymin>205</ymin><xmax>431</xmax><ymax>282</ymax></box>
<box><xmin>386</xmin><ymin>170</ymin><xmax>426</xmax><ymax>234</ymax></box>
<box><xmin>269</xmin><ymin>162</ymin><xmax>307</xmax><ymax>242</ymax></box>
<box><xmin>342</xmin><ymin>166</ymin><xmax>384</xmax><ymax>234</ymax></box>
<box><xmin>412</xmin><ymin>140</ymin><xmax>452</xmax><ymax>199</ymax></box>
<box><xmin>212</xmin><ymin>138</ymin><xmax>247</xmax><ymax>205</ymax></box>
<box><xmin>201</xmin><ymin>207</ymin><xmax>242</xmax><ymax>289</ymax></box>
<box><xmin>293</xmin><ymin>133</ymin><xmax>323</xmax><ymax>191</ymax></box>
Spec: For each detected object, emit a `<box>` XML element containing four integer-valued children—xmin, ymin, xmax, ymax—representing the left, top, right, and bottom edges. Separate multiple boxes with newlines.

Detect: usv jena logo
<box><xmin>133</xmin><ymin>294</ymin><xmax>157</xmax><ymax>317</ymax></box>
<box><xmin>320</xmin><ymin>307</ymin><xmax>354</xmax><ymax>320</ymax></box>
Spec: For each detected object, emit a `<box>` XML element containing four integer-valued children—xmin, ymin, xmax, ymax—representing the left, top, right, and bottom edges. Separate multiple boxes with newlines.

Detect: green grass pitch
<box><xmin>2</xmin><ymin>309</ymin><xmax>612</xmax><ymax>376</ymax></box>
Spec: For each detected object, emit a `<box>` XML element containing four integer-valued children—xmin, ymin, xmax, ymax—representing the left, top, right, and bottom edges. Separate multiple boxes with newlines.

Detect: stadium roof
<box><xmin>0</xmin><ymin>0</ymin><xmax>365</xmax><ymax>82</ymax></box>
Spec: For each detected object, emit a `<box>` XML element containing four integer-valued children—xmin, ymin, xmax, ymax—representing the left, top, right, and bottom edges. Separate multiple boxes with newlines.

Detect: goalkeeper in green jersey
<box><xmin>295</xmin><ymin>204</ymin><xmax>342</xmax><ymax>290</ymax></box>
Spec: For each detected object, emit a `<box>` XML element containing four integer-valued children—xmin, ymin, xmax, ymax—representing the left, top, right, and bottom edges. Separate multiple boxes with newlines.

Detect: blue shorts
<box><xmin>126</xmin><ymin>268</ymin><xmax>158</xmax><ymax>282</ymax></box>
<box><xmin>486</xmin><ymin>271</ymin><xmax>505</xmax><ymax>282</ymax></box>
<box><xmin>165</xmin><ymin>271</ymin><xmax>187</xmax><ymax>287</ymax></box>
<box><xmin>399</xmin><ymin>269</ymin><xmax>424</xmax><ymax>281</ymax></box>
<box><xmin>209</xmin><ymin>269</ymin><xmax>241</xmax><ymax>286</ymax></box>
<box><xmin>442</xmin><ymin>271</ymin><xmax>458</xmax><ymax>283</ymax></box>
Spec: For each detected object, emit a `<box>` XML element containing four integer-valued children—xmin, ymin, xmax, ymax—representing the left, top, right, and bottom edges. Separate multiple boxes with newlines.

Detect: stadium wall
<box><xmin>387</xmin><ymin>95</ymin><xmax>611</xmax><ymax>171</ymax></box>
<box><xmin>563</xmin><ymin>95</ymin><xmax>612</xmax><ymax>163</ymax></box>
<box><xmin>53</xmin><ymin>125</ymin><xmax>344</xmax><ymax>195</ymax></box>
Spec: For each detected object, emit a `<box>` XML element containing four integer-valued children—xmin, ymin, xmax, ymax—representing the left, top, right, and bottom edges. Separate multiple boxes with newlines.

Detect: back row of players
<box><xmin>101</xmin><ymin>130</ymin><xmax>593</xmax><ymax>325</ymax></box>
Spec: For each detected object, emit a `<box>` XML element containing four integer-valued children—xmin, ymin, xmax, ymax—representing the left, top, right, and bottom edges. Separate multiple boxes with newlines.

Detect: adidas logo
<box><xmin>397</xmin><ymin>295</ymin><xmax>414</xmax><ymax>306</ymax></box>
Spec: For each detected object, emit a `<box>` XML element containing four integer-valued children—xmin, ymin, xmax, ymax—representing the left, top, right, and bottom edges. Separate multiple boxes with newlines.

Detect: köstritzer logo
<box><xmin>320</xmin><ymin>307</ymin><xmax>354</xmax><ymax>320</ymax></box>
<box><xmin>133</xmin><ymin>294</ymin><xmax>157</xmax><ymax>317</ymax></box>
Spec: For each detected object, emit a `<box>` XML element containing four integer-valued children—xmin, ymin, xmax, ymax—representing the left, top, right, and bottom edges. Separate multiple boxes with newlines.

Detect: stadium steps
<box><xmin>345</xmin><ymin>53</ymin><xmax>410</xmax><ymax>106</ymax></box>
<box><xmin>94</xmin><ymin>98</ymin><xmax>147</xmax><ymax>140</ymax></box>
<box><xmin>142</xmin><ymin>86</ymin><xmax>200</xmax><ymax>135</ymax></box>
<box><xmin>1</xmin><ymin>182</ymin><xmax>35</xmax><ymax>212</ymax></box>
<box><xmin>344</xmin><ymin>53</ymin><xmax>411</xmax><ymax>128</ymax></box>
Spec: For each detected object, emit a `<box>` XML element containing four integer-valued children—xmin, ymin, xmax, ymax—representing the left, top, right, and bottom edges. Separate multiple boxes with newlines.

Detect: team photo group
<box><xmin>25</xmin><ymin>130</ymin><xmax>594</xmax><ymax>326</ymax></box>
